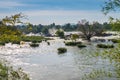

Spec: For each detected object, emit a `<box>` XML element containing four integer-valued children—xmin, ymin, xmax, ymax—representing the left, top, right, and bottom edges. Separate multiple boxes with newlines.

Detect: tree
<box><xmin>2</xmin><ymin>13</ymin><xmax>26</xmax><ymax>26</ymax></box>
<box><xmin>78</xmin><ymin>20</ymin><xmax>103</xmax><ymax>41</ymax></box>
<box><xmin>41</xmin><ymin>26</ymin><xmax>50</xmax><ymax>36</ymax></box>
<box><xmin>26</xmin><ymin>23</ymin><xmax>33</xmax><ymax>32</ymax></box>
<box><xmin>102</xmin><ymin>0</ymin><xmax>120</xmax><ymax>31</ymax></box>
<box><xmin>55</xmin><ymin>29</ymin><xmax>64</xmax><ymax>38</ymax></box>
<box><xmin>109</xmin><ymin>18</ymin><xmax>120</xmax><ymax>31</ymax></box>
<box><xmin>71</xmin><ymin>34</ymin><xmax>79</xmax><ymax>42</ymax></box>
<box><xmin>103</xmin><ymin>22</ymin><xmax>112</xmax><ymax>30</ymax></box>
<box><xmin>102</xmin><ymin>0</ymin><xmax>120</xmax><ymax>15</ymax></box>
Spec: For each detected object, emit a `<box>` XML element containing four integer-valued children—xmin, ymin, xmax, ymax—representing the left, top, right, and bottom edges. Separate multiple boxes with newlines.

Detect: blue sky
<box><xmin>0</xmin><ymin>0</ymin><xmax>119</xmax><ymax>25</ymax></box>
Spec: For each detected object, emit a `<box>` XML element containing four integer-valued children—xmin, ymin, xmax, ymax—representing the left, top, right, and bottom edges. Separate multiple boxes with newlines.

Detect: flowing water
<box><xmin>0</xmin><ymin>39</ymin><xmax>117</xmax><ymax>80</ymax></box>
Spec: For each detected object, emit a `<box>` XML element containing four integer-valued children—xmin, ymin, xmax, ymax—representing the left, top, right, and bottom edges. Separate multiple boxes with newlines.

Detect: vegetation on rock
<box><xmin>97</xmin><ymin>44</ymin><xmax>114</xmax><ymax>48</ymax></box>
<box><xmin>57</xmin><ymin>47</ymin><xmax>67</xmax><ymax>53</ymax></box>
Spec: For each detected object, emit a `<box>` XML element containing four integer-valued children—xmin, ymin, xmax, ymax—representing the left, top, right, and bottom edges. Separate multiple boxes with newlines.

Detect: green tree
<box><xmin>102</xmin><ymin>0</ymin><xmax>120</xmax><ymax>15</ymax></box>
<box><xmin>109</xmin><ymin>17</ymin><xmax>120</xmax><ymax>31</ymax></box>
<box><xmin>78</xmin><ymin>20</ymin><xmax>103</xmax><ymax>41</ymax></box>
<box><xmin>26</xmin><ymin>23</ymin><xmax>33</xmax><ymax>32</ymax></box>
<box><xmin>102</xmin><ymin>0</ymin><xmax>120</xmax><ymax>31</ymax></box>
<box><xmin>71</xmin><ymin>34</ymin><xmax>79</xmax><ymax>42</ymax></box>
<box><xmin>41</xmin><ymin>27</ymin><xmax>49</xmax><ymax>36</ymax></box>
<box><xmin>55</xmin><ymin>29</ymin><xmax>64</xmax><ymax>38</ymax></box>
<box><xmin>2</xmin><ymin>13</ymin><xmax>26</xmax><ymax>26</ymax></box>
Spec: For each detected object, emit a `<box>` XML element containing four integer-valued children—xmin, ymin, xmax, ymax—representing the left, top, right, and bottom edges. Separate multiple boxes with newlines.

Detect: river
<box><xmin>0</xmin><ymin>39</ymin><xmax>117</xmax><ymax>80</ymax></box>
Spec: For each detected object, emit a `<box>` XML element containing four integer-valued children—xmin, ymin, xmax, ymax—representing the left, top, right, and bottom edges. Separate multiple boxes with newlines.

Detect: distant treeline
<box><xmin>16</xmin><ymin>22</ymin><xmax>111</xmax><ymax>34</ymax></box>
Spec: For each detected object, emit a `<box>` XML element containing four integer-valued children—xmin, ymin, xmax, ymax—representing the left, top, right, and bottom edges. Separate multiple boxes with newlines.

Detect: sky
<box><xmin>0</xmin><ymin>0</ymin><xmax>119</xmax><ymax>25</ymax></box>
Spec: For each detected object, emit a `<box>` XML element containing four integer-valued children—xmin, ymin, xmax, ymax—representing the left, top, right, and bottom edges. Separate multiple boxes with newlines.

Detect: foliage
<box><xmin>47</xmin><ymin>42</ymin><xmax>50</xmax><ymax>45</ymax></box>
<box><xmin>102</xmin><ymin>0</ymin><xmax>120</xmax><ymax>31</ymax></box>
<box><xmin>0</xmin><ymin>25</ymin><xmax>22</xmax><ymax>36</ymax></box>
<box><xmin>57</xmin><ymin>47</ymin><xmax>67</xmax><ymax>53</ymax></box>
<box><xmin>78</xmin><ymin>20</ymin><xmax>103</xmax><ymax>41</ymax></box>
<box><xmin>55</xmin><ymin>29</ymin><xmax>65</xmax><ymax>38</ymax></box>
<box><xmin>2</xmin><ymin>13</ymin><xmax>26</xmax><ymax>26</ymax></box>
<box><xmin>65</xmin><ymin>41</ymin><xmax>82</xmax><ymax>46</ymax></box>
<box><xmin>0</xmin><ymin>35</ymin><xmax>48</xmax><ymax>45</ymax></box>
<box><xmin>21</xmin><ymin>36</ymin><xmax>45</xmax><ymax>42</ymax></box>
<box><xmin>102</xmin><ymin>0</ymin><xmax>120</xmax><ymax>15</ymax></box>
<box><xmin>41</xmin><ymin>26</ymin><xmax>50</xmax><ymax>36</ymax></box>
<box><xmin>94</xmin><ymin>44</ymin><xmax>120</xmax><ymax>79</ymax></box>
<box><xmin>103</xmin><ymin>22</ymin><xmax>112</xmax><ymax>30</ymax></box>
<box><xmin>0</xmin><ymin>61</ymin><xmax>30</xmax><ymax>80</ymax></box>
<box><xmin>109</xmin><ymin>18</ymin><xmax>120</xmax><ymax>31</ymax></box>
<box><xmin>30</xmin><ymin>43</ymin><xmax>39</xmax><ymax>47</ymax></box>
<box><xmin>77</xmin><ymin>44</ymin><xmax>86</xmax><ymax>48</ymax></box>
<box><xmin>0</xmin><ymin>34</ymin><xmax>21</xmax><ymax>44</ymax></box>
<box><xmin>97</xmin><ymin>44</ymin><xmax>114</xmax><ymax>48</ymax></box>
<box><xmin>71</xmin><ymin>34</ymin><xmax>79</xmax><ymax>42</ymax></box>
<box><xmin>82</xmin><ymin>43</ymin><xmax>120</xmax><ymax>80</ymax></box>
<box><xmin>62</xmin><ymin>23</ymin><xmax>78</xmax><ymax>31</ymax></box>
<box><xmin>16</xmin><ymin>22</ymin><xmax>112</xmax><ymax>34</ymax></box>
<box><xmin>82</xmin><ymin>69</ymin><xmax>112</xmax><ymax>80</ymax></box>
<box><xmin>0</xmin><ymin>42</ymin><xmax>5</xmax><ymax>46</ymax></box>
<box><xmin>110</xmin><ymin>39</ymin><xmax>120</xmax><ymax>43</ymax></box>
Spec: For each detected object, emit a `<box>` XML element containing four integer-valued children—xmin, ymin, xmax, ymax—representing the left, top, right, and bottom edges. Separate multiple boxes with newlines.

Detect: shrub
<box><xmin>55</xmin><ymin>30</ymin><xmax>64</xmax><ymax>38</ymax></box>
<box><xmin>0</xmin><ymin>42</ymin><xmax>5</xmax><ymax>46</ymax></box>
<box><xmin>0</xmin><ymin>61</ymin><xmax>30</xmax><ymax>80</ymax></box>
<box><xmin>21</xmin><ymin>36</ymin><xmax>45</xmax><ymax>43</ymax></box>
<box><xmin>12</xmin><ymin>41</ymin><xmax>20</xmax><ymax>44</ymax></box>
<box><xmin>97</xmin><ymin>44</ymin><xmax>114</xmax><ymax>48</ymax></box>
<box><xmin>30</xmin><ymin>43</ymin><xmax>39</xmax><ymax>47</ymax></box>
<box><xmin>110</xmin><ymin>39</ymin><xmax>120</xmax><ymax>43</ymax></box>
<box><xmin>77</xmin><ymin>44</ymin><xmax>86</xmax><ymax>48</ymax></box>
<box><xmin>57</xmin><ymin>47</ymin><xmax>67</xmax><ymax>53</ymax></box>
<box><xmin>47</xmin><ymin>42</ymin><xmax>50</xmax><ymax>45</ymax></box>
<box><xmin>32</xmin><ymin>40</ymin><xmax>37</xmax><ymax>43</ymax></box>
<box><xmin>65</xmin><ymin>42</ymin><xmax>82</xmax><ymax>46</ymax></box>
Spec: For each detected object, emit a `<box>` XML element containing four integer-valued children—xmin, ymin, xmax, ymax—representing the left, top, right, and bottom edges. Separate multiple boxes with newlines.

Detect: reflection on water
<box><xmin>0</xmin><ymin>39</ymin><xmax>117</xmax><ymax>80</ymax></box>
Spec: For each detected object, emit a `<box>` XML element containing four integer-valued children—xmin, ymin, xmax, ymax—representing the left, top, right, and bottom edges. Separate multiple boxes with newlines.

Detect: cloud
<box><xmin>0</xmin><ymin>10</ymin><xmax>120</xmax><ymax>25</ymax></box>
<box><xmin>22</xmin><ymin>10</ymin><xmax>120</xmax><ymax>24</ymax></box>
<box><xmin>0</xmin><ymin>1</ymin><xmax>26</xmax><ymax>8</ymax></box>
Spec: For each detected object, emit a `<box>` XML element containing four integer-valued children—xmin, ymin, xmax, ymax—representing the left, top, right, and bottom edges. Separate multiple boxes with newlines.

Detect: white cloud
<box><xmin>0</xmin><ymin>10</ymin><xmax>120</xmax><ymax>25</ymax></box>
<box><xmin>23</xmin><ymin>10</ymin><xmax>120</xmax><ymax>24</ymax></box>
<box><xmin>0</xmin><ymin>1</ymin><xmax>26</xmax><ymax>8</ymax></box>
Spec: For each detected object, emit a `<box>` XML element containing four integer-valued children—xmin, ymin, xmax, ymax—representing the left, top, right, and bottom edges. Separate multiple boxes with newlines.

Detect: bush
<box><xmin>47</xmin><ymin>42</ymin><xmax>50</xmax><ymax>45</ymax></box>
<box><xmin>0</xmin><ymin>42</ymin><xmax>5</xmax><ymax>46</ymax></box>
<box><xmin>110</xmin><ymin>39</ymin><xmax>120</xmax><ymax>43</ymax></box>
<box><xmin>0</xmin><ymin>61</ymin><xmax>30</xmax><ymax>80</ymax></box>
<box><xmin>21</xmin><ymin>36</ymin><xmax>45</xmax><ymax>43</ymax></box>
<box><xmin>77</xmin><ymin>44</ymin><xmax>86</xmax><ymax>48</ymax></box>
<box><xmin>55</xmin><ymin>30</ymin><xmax>64</xmax><ymax>38</ymax></box>
<box><xmin>12</xmin><ymin>41</ymin><xmax>20</xmax><ymax>44</ymax></box>
<box><xmin>30</xmin><ymin>43</ymin><xmax>39</xmax><ymax>47</ymax></box>
<box><xmin>97</xmin><ymin>44</ymin><xmax>114</xmax><ymax>48</ymax></box>
<box><xmin>57</xmin><ymin>47</ymin><xmax>67</xmax><ymax>53</ymax></box>
<box><xmin>65</xmin><ymin>42</ymin><xmax>82</xmax><ymax>46</ymax></box>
